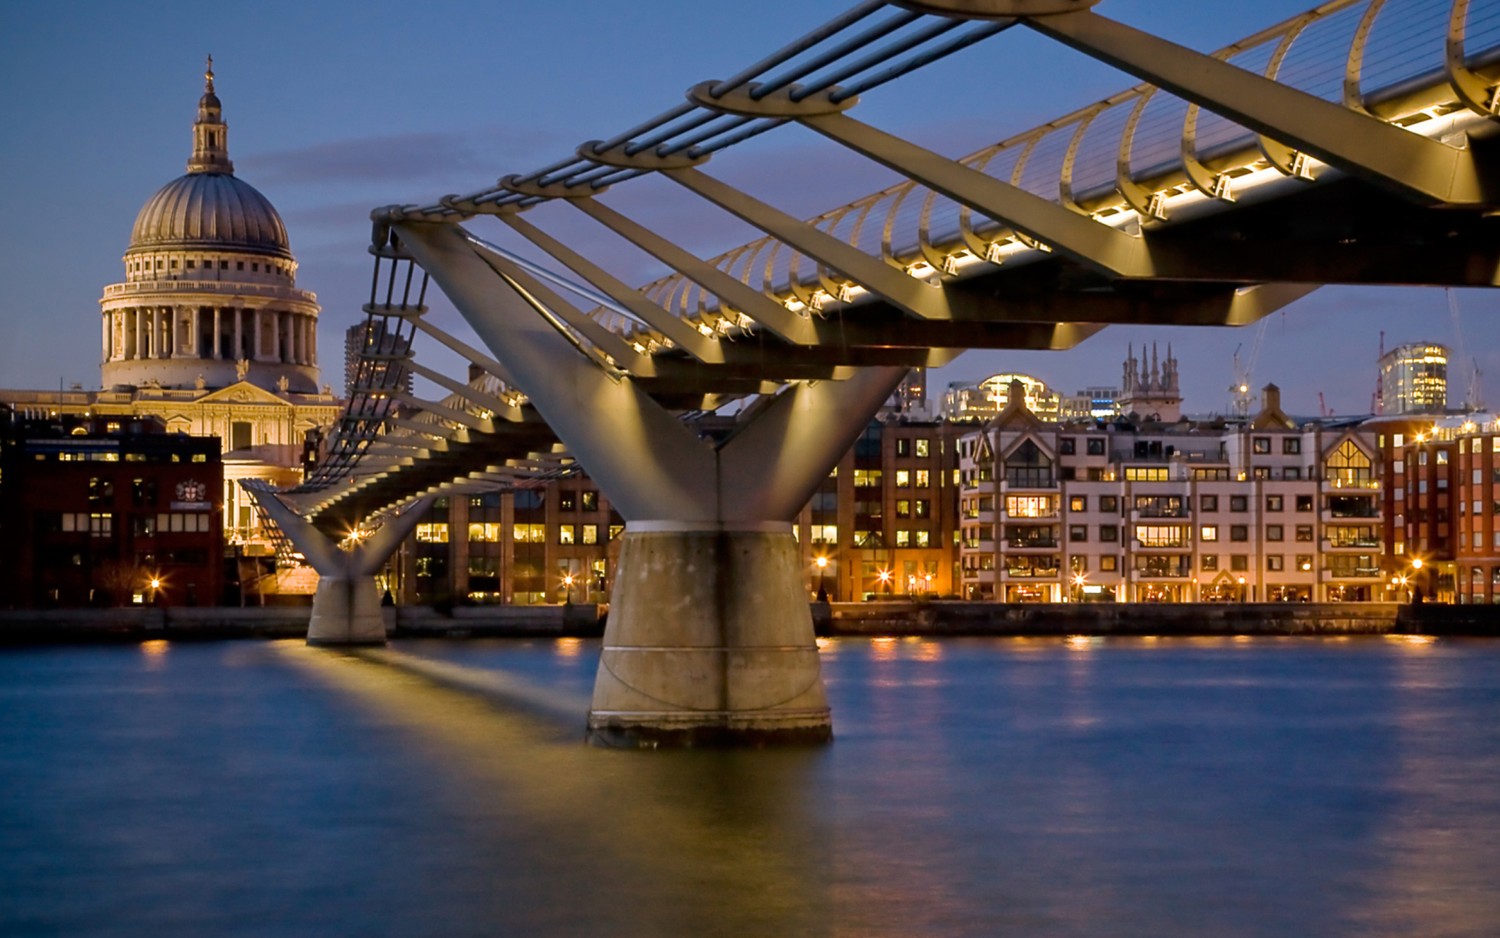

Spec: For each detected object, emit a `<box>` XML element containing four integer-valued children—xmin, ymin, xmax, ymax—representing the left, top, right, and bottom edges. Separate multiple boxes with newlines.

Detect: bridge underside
<box><xmin>263</xmin><ymin>0</ymin><xmax>1500</xmax><ymax>745</ymax></box>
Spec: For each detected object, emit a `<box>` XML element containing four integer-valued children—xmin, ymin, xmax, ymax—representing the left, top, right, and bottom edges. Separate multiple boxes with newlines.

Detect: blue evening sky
<box><xmin>1</xmin><ymin>0</ymin><xmax>1493</xmax><ymax>417</ymax></box>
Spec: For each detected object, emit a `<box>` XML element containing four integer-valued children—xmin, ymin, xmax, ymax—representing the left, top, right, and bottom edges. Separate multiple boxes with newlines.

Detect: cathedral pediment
<box><xmin>195</xmin><ymin>381</ymin><xmax>292</xmax><ymax>407</ymax></box>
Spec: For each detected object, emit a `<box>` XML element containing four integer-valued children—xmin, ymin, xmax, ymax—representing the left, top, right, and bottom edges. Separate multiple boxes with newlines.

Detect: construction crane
<box><xmin>1318</xmin><ymin>392</ymin><xmax>1333</xmax><ymax>418</ymax></box>
<box><xmin>1229</xmin><ymin>318</ymin><xmax>1270</xmax><ymax>417</ymax></box>
<box><xmin>1448</xmin><ymin>288</ymin><xmax>1484</xmax><ymax>412</ymax></box>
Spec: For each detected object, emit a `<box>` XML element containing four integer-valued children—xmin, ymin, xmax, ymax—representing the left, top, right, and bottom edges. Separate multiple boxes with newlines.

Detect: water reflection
<box><xmin>3</xmin><ymin>637</ymin><xmax>1500</xmax><ymax>936</ymax></box>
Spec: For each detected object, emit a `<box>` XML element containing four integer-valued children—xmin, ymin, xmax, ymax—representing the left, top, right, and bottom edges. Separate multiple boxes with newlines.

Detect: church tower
<box><xmin>1117</xmin><ymin>342</ymin><xmax>1183</xmax><ymax>422</ymax></box>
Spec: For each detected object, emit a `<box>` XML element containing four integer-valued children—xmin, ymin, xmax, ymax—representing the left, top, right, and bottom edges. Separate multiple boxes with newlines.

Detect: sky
<box><xmin>1</xmin><ymin>0</ymin><xmax>1495</xmax><ymax>419</ymax></box>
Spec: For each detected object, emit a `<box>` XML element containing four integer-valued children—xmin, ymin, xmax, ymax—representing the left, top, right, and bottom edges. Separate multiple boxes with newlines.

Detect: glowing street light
<box><xmin>876</xmin><ymin>568</ymin><xmax>893</xmax><ymax>598</ymax></box>
<box><xmin>814</xmin><ymin>555</ymin><xmax>830</xmax><ymax>601</ymax></box>
<box><xmin>561</xmin><ymin>572</ymin><xmax>576</xmax><ymax>604</ymax></box>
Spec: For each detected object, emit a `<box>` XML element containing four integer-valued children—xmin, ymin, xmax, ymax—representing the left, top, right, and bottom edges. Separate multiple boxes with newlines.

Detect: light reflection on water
<box><xmin>3</xmin><ymin>636</ymin><xmax>1500</xmax><ymax>936</ymax></box>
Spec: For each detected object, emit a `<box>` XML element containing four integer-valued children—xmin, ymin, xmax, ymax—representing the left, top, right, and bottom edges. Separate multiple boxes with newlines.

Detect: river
<box><xmin>3</xmin><ymin>635</ymin><xmax>1498</xmax><ymax>936</ymax></box>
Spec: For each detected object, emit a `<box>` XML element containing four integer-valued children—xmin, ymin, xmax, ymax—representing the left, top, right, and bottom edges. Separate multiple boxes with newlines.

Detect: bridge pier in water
<box><xmin>245</xmin><ymin>485</ymin><xmax>432</xmax><ymax>645</ymax></box>
<box><xmin>397</xmin><ymin>221</ymin><xmax>906</xmax><ymax>746</ymax></box>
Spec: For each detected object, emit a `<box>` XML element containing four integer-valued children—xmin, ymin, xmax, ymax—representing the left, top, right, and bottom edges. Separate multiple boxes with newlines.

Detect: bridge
<box><xmin>248</xmin><ymin>0</ymin><xmax>1500</xmax><ymax>745</ymax></box>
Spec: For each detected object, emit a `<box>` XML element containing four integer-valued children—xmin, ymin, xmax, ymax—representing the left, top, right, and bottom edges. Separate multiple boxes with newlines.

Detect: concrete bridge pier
<box><xmin>592</xmin><ymin>523</ymin><xmax>830</xmax><ymax>746</ymax></box>
<box><xmin>244</xmin><ymin>485</ymin><xmax>432</xmax><ymax>645</ymax></box>
<box><xmin>396</xmin><ymin>221</ymin><xmax>906</xmax><ymax>745</ymax></box>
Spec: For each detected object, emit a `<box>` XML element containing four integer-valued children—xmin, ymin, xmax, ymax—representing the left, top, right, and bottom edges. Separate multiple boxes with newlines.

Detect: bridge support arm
<box><xmin>243</xmin><ymin>485</ymin><xmax>433</xmax><ymax>644</ymax></box>
<box><xmin>1022</xmin><ymin>9</ymin><xmax>1491</xmax><ymax>206</ymax></box>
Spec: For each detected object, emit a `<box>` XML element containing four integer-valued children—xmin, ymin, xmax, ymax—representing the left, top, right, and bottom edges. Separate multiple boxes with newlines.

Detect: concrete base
<box><xmin>588</xmin><ymin>527</ymin><xmax>831</xmax><ymax>748</ymax></box>
<box><xmin>306</xmin><ymin>576</ymin><xmax>387</xmax><ymax>646</ymax></box>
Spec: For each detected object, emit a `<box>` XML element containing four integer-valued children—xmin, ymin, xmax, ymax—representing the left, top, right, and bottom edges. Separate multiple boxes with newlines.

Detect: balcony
<box><xmin>1006</xmin><ymin>537</ymin><xmax>1059</xmax><ymax>550</ymax></box>
<box><xmin>1001</xmin><ymin>474</ymin><xmax>1057</xmax><ymax>491</ymax></box>
<box><xmin>1003</xmin><ymin>567</ymin><xmax>1060</xmax><ymax>579</ymax></box>
<box><xmin>1131</xmin><ymin>508</ymin><xmax>1189</xmax><ymax>522</ymax></box>
<box><xmin>1321</xmin><ymin>567</ymin><xmax>1383</xmax><ymax>581</ymax></box>
<box><xmin>1322</xmin><ymin>508</ymin><xmax>1381</xmax><ymax>523</ymax></box>
<box><xmin>1322</xmin><ymin>537</ymin><xmax>1382</xmax><ymax>551</ymax></box>
<box><xmin>1131</xmin><ymin>539</ymin><xmax>1192</xmax><ymax>552</ymax></box>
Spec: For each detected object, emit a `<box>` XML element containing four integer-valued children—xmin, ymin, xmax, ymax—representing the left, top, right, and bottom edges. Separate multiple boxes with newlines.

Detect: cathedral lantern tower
<box><xmin>99</xmin><ymin>58</ymin><xmax>321</xmax><ymax>393</ymax></box>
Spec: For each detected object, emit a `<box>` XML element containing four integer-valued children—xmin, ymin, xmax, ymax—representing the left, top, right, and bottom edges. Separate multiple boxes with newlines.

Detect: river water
<box><xmin>3</xmin><ymin>635</ymin><xmax>1499</xmax><ymax>937</ymax></box>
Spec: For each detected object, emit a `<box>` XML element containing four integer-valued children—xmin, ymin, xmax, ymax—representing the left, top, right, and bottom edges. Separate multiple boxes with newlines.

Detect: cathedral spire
<box><xmin>187</xmin><ymin>55</ymin><xmax>234</xmax><ymax>175</ymax></box>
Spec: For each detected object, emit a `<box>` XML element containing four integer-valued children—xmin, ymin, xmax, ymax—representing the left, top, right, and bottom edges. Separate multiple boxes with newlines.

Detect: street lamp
<box><xmin>1236</xmin><ymin>575</ymin><xmax>1247</xmax><ymax>603</ymax></box>
<box><xmin>1072</xmin><ymin>573</ymin><xmax>1086</xmax><ymax>603</ymax></box>
<box><xmin>814</xmin><ymin>555</ymin><xmax>830</xmax><ymax>602</ymax></box>
<box><xmin>561</xmin><ymin>572</ymin><xmax>576</xmax><ymax>605</ymax></box>
<box><xmin>876</xmin><ymin>568</ymin><xmax>892</xmax><ymax>599</ymax></box>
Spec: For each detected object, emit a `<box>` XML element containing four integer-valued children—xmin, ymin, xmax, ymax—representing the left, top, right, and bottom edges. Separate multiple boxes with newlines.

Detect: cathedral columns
<box><xmin>234</xmin><ymin>308</ymin><xmax>244</xmax><ymax>363</ymax></box>
<box><xmin>212</xmin><ymin>307</ymin><xmax>222</xmax><ymax>359</ymax></box>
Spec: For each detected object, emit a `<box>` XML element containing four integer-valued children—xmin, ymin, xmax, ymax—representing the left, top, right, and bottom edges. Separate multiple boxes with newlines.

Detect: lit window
<box><xmin>1200</xmin><ymin>525</ymin><xmax>1218</xmax><ymax>542</ymax></box>
<box><xmin>415</xmin><ymin>523</ymin><xmax>448</xmax><ymax>543</ymax></box>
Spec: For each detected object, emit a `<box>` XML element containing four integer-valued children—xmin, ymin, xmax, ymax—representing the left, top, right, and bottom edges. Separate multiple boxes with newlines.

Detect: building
<box><xmin>1379</xmin><ymin>342</ymin><xmax>1448</xmax><ymax>415</ymax></box>
<box><xmin>386</xmin><ymin>415</ymin><xmax>961</xmax><ymax>605</ymax></box>
<box><xmin>344</xmin><ymin>320</ymin><xmax>413</xmax><ymax>399</ymax></box>
<box><xmin>0</xmin><ymin>409</ymin><xmax>223</xmax><ymax>607</ymax></box>
<box><xmin>0</xmin><ymin>61</ymin><xmax>340</xmax><ymax>552</ymax></box>
<box><xmin>1118</xmin><ymin>342</ymin><xmax>1182</xmax><ymax>422</ymax></box>
<box><xmin>943</xmin><ymin>373</ymin><xmax>1060</xmax><ymax>422</ymax></box>
<box><xmin>956</xmin><ymin>379</ymin><xmax>1385</xmax><ymax>603</ymax></box>
<box><xmin>1060</xmin><ymin>386</ymin><xmax>1121</xmax><ymax>422</ymax></box>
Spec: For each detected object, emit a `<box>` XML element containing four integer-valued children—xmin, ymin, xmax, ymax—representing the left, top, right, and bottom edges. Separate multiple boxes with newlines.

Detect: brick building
<box><xmin>0</xmin><ymin>410</ymin><xmax>224</xmax><ymax>607</ymax></box>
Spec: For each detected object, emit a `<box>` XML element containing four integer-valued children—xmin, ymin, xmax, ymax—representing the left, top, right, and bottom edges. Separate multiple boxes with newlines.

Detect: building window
<box><xmin>468</xmin><ymin>523</ymin><xmax>500</xmax><ymax>542</ymax></box>
<box><xmin>853</xmin><ymin>470</ymin><xmax>883</xmax><ymax>488</ymax></box>
<box><xmin>811</xmin><ymin>525</ymin><xmax>838</xmax><ymax>545</ymax></box>
<box><xmin>1069</xmin><ymin>525</ymin><xmax>1088</xmax><ymax>542</ymax></box>
<box><xmin>559</xmin><ymin>524</ymin><xmax>576</xmax><ymax>545</ymax></box>
<box><xmin>1296</xmin><ymin>525</ymin><xmax>1314</xmax><ymax>542</ymax></box>
<box><xmin>581</xmin><ymin>491</ymin><xmax>599</xmax><ymax>511</ymax></box>
<box><xmin>1100</xmin><ymin>495</ymin><xmax>1118</xmax><ymax>513</ymax></box>
<box><xmin>1253</xmin><ymin>467</ymin><xmax>1271</xmax><ymax>480</ymax></box>
<box><xmin>914</xmin><ymin>499</ymin><xmax>930</xmax><ymax>519</ymax></box>
<box><xmin>896</xmin><ymin>500</ymin><xmax>911</xmax><ymax>518</ymax></box>
<box><xmin>559</xmin><ymin>492</ymin><xmax>576</xmax><ymax>511</ymax></box>
<box><xmin>1266</xmin><ymin>495</ymin><xmax>1283</xmax><ymax>512</ymax></box>
<box><xmin>1253</xmin><ymin>437</ymin><xmax>1271</xmax><ymax>454</ymax></box>
<box><xmin>1267</xmin><ymin>555</ymin><xmax>1284</xmax><ymax>572</ymax></box>
<box><xmin>915</xmin><ymin>530</ymin><xmax>930</xmax><ymax>548</ymax></box>
<box><xmin>896</xmin><ymin>439</ymin><xmax>910</xmax><ymax>457</ymax></box>
<box><xmin>1230</xmin><ymin>525</ymin><xmax>1249</xmax><ymax>542</ymax></box>
<box><xmin>1060</xmin><ymin>438</ymin><xmax>1076</xmax><ymax>455</ymax></box>
<box><xmin>895</xmin><ymin>530</ymin><xmax>911</xmax><ymax>547</ymax></box>
<box><xmin>1295</xmin><ymin>554</ymin><xmax>1314</xmax><ymax>572</ymax></box>
<box><xmin>1231</xmin><ymin>495</ymin><xmax>1248</xmax><ymax>512</ymax></box>
<box><xmin>1327</xmin><ymin>440</ymin><xmax>1373</xmax><ymax>486</ymax></box>
<box><xmin>1125</xmin><ymin>467</ymin><xmax>1168</xmax><ymax>481</ymax></box>
<box><xmin>1267</xmin><ymin>525</ymin><xmax>1284</xmax><ymax>541</ymax></box>
<box><xmin>1296</xmin><ymin>495</ymin><xmax>1314</xmax><ymax>512</ymax></box>
<box><xmin>1200</xmin><ymin>525</ymin><xmax>1218</xmax><ymax>542</ymax></box>
<box><xmin>1070</xmin><ymin>496</ymin><xmax>1087</xmax><ymax>512</ymax></box>
<box><xmin>1201</xmin><ymin>555</ymin><xmax>1218</xmax><ymax>571</ymax></box>
<box><xmin>1100</xmin><ymin>555</ymin><xmax>1118</xmax><ymax>572</ymax></box>
<box><xmin>916</xmin><ymin>439</ymin><xmax>930</xmax><ymax>458</ymax></box>
<box><xmin>896</xmin><ymin>469</ymin><xmax>911</xmax><ymax>487</ymax></box>
<box><xmin>1136</xmin><ymin>525</ymin><xmax>1187</xmax><ymax>548</ymax></box>
<box><xmin>513</xmin><ymin>523</ymin><xmax>545</xmax><ymax>543</ymax></box>
<box><xmin>1087</xmin><ymin>438</ymin><xmax>1105</xmax><ymax>456</ymax></box>
<box><xmin>415</xmin><ymin>523</ymin><xmax>448</xmax><ymax>543</ymax></box>
<box><xmin>915</xmin><ymin>469</ymin><xmax>930</xmax><ymax>487</ymax></box>
<box><xmin>582</xmin><ymin>524</ymin><xmax>599</xmax><ymax>545</ymax></box>
<box><xmin>1283</xmin><ymin>438</ymin><xmax>1301</xmax><ymax>454</ymax></box>
<box><xmin>1231</xmin><ymin>554</ymin><xmax>1249</xmax><ymax>572</ymax></box>
<box><xmin>1006</xmin><ymin>496</ymin><xmax>1054</xmax><ymax>518</ymax></box>
<box><xmin>1201</xmin><ymin>495</ymin><xmax>1219</xmax><ymax>512</ymax></box>
<box><xmin>1100</xmin><ymin>525</ymin><xmax>1118</xmax><ymax>542</ymax></box>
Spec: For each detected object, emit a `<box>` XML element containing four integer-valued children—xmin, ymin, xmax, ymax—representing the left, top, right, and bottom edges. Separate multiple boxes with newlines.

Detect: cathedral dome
<box><xmin>127</xmin><ymin>172</ymin><xmax>291</xmax><ymax>258</ymax></box>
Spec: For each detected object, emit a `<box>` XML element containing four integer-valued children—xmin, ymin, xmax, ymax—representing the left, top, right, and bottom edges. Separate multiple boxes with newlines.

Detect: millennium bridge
<box><xmin>247</xmin><ymin>0</ymin><xmax>1500</xmax><ymax>745</ymax></box>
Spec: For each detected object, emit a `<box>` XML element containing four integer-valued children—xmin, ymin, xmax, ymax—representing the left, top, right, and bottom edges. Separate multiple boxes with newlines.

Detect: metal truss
<box><xmin>278</xmin><ymin>0</ymin><xmax>1500</xmax><ymax>532</ymax></box>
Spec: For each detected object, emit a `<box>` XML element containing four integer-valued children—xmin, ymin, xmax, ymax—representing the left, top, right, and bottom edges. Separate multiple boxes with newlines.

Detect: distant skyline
<box><xmin>2</xmin><ymin>0</ymin><xmax>1495</xmax><ymax>418</ymax></box>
